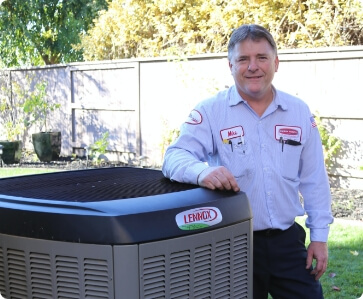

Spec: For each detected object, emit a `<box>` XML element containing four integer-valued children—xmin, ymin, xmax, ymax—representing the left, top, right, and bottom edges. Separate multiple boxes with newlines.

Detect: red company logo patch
<box><xmin>275</xmin><ymin>125</ymin><xmax>302</xmax><ymax>142</ymax></box>
<box><xmin>279</xmin><ymin>128</ymin><xmax>298</xmax><ymax>136</ymax></box>
<box><xmin>186</xmin><ymin>109</ymin><xmax>202</xmax><ymax>125</ymax></box>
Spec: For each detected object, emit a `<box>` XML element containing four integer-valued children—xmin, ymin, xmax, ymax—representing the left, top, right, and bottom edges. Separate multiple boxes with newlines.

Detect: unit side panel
<box><xmin>0</xmin><ymin>234</ymin><xmax>114</xmax><ymax>299</ymax></box>
<box><xmin>139</xmin><ymin>221</ymin><xmax>252</xmax><ymax>299</ymax></box>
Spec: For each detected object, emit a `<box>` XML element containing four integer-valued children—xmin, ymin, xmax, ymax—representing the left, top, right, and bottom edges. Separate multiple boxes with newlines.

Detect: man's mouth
<box><xmin>246</xmin><ymin>75</ymin><xmax>263</xmax><ymax>79</ymax></box>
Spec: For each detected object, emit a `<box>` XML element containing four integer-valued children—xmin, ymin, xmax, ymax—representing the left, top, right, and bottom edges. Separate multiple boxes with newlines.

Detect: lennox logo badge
<box><xmin>175</xmin><ymin>207</ymin><xmax>222</xmax><ymax>230</ymax></box>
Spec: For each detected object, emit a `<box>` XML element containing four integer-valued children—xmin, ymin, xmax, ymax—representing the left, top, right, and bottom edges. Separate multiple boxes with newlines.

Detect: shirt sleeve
<box><xmin>299</xmin><ymin>115</ymin><xmax>334</xmax><ymax>242</ymax></box>
<box><xmin>162</xmin><ymin>105</ymin><xmax>214</xmax><ymax>185</ymax></box>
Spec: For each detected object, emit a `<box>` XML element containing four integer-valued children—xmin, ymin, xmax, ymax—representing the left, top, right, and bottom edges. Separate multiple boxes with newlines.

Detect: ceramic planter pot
<box><xmin>32</xmin><ymin>132</ymin><xmax>61</xmax><ymax>162</ymax></box>
<box><xmin>0</xmin><ymin>140</ymin><xmax>22</xmax><ymax>164</ymax></box>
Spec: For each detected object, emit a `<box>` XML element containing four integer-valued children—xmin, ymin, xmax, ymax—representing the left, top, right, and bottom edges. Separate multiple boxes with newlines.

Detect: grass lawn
<box><xmin>296</xmin><ymin>216</ymin><xmax>363</xmax><ymax>299</ymax></box>
<box><xmin>0</xmin><ymin>167</ymin><xmax>61</xmax><ymax>178</ymax></box>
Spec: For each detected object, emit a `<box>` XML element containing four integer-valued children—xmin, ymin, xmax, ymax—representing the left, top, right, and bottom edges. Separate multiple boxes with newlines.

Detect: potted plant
<box><xmin>0</xmin><ymin>80</ymin><xmax>24</xmax><ymax>164</ymax></box>
<box><xmin>21</xmin><ymin>79</ymin><xmax>62</xmax><ymax>162</ymax></box>
<box><xmin>0</xmin><ymin>121</ymin><xmax>24</xmax><ymax>165</ymax></box>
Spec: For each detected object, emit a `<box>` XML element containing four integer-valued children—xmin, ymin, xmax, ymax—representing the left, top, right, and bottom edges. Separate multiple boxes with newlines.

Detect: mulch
<box><xmin>330</xmin><ymin>188</ymin><xmax>363</xmax><ymax>222</ymax></box>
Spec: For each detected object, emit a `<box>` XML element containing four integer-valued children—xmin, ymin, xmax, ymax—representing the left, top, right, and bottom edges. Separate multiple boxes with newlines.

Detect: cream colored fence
<box><xmin>1</xmin><ymin>46</ymin><xmax>362</xmax><ymax>188</ymax></box>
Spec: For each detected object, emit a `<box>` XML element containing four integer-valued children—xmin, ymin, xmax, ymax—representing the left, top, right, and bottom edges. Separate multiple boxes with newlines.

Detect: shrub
<box><xmin>315</xmin><ymin>115</ymin><xmax>341</xmax><ymax>168</ymax></box>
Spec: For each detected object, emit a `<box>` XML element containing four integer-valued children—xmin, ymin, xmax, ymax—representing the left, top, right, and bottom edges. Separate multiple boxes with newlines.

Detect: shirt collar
<box><xmin>272</xmin><ymin>87</ymin><xmax>288</xmax><ymax>111</ymax></box>
<box><xmin>228</xmin><ymin>86</ymin><xmax>245</xmax><ymax>106</ymax></box>
<box><xmin>229</xmin><ymin>85</ymin><xmax>288</xmax><ymax>111</ymax></box>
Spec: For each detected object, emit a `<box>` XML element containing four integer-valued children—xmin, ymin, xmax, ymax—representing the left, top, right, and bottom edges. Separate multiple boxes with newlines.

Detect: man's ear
<box><xmin>228</xmin><ymin>60</ymin><xmax>233</xmax><ymax>73</ymax></box>
<box><xmin>275</xmin><ymin>56</ymin><xmax>279</xmax><ymax>72</ymax></box>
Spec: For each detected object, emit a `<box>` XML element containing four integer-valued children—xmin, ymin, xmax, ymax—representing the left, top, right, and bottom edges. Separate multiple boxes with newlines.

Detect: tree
<box><xmin>0</xmin><ymin>0</ymin><xmax>108</xmax><ymax>67</ymax></box>
<box><xmin>79</xmin><ymin>0</ymin><xmax>363</xmax><ymax>61</ymax></box>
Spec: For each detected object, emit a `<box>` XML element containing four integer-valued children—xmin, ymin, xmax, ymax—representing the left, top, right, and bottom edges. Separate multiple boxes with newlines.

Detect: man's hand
<box><xmin>306</xmin><ymin>241</ymin><xmax>328</xmax><ymax>280</ymax></box>
<box><xmin>197</xmin><ymin>166</ymin><xmax>240</xmax><ymax>192</ymax></box>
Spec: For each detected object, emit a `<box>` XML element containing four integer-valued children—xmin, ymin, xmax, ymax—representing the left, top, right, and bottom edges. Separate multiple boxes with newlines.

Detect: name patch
<box><xmin>220</xmin><ymin>126</ymin><xmax>244</xmax><ymax>140</ymax></box>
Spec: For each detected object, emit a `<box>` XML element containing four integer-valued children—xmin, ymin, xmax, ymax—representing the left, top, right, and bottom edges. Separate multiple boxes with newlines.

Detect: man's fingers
<box><xmin>219</xmin><ymin>168</ymin><xmax>240</xmax><ymax>192</ymax></box>
<box><xmin>213</xmin><ymin>169</ymin><xmax>240</xmax><ymax>192</ymax></box>
<box><xmin>198</xmin><ymin>166</ymin><xmax>240</xmax><ymax>192</ymax></box>
<box><xmin>310</xmin><ymin>258</ymin><xmax>327</xmax><ymax>280</ymax></box>
<box><xmin>305</xmin><ymin>251</ymin><xmax>313</xmax><ymax>270</ymax></box>
<box><xmin>214</xmin><ymin>173</ymin><xmax>232</xmax><ymax>190</ymax></box>
<box><xmin>306</xmin><ymin>242</ymin><xmax>328</xmax><ymax>281</ymax></box>
<box><xmin>203</xmin><ymin>173</ymin><xmax>232</xmax><ymax>191</ymax></box>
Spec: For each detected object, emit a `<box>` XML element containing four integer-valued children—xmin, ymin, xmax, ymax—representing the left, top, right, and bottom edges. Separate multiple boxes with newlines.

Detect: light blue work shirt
<box><xmin>162</xmin><ymin>85</ymin><xmax>333</xmax><ymax>242</ymax></box>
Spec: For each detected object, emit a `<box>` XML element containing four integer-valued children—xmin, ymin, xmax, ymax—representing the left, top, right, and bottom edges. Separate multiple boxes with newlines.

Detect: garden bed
<box><xmin>330</xmin><ymin>188</ymin><xmax>363</xmax><ymax>222</ymax></box>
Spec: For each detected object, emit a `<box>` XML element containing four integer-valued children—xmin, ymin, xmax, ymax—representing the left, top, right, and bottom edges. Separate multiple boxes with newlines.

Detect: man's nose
<box><xmin>248</xmin><ymin>61</ymin><xmax>258</xmax><ymax>71</ymax></box>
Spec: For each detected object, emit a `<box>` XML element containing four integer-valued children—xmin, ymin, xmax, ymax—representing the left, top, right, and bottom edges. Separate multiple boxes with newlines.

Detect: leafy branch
<box><xmin>20</xmin><ymin>79</ymin><xmax>61</xmax><ymax>132</ymax></box>
<box><xmin>315</xmin><ymin>114</ymin><xmax>341</xmax><ymax>168</ymax></box>
<box><xmin>88</xmin><ymin>131</ymin><xmax>110</xmax><ymax>164</ymax></box>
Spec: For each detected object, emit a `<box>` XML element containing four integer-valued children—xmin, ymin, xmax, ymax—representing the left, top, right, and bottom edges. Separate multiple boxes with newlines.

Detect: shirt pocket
<box><xmin>219</xmin><ymin>141</ymin><xmax>255</xmax><ymax>180</ymax></box>
<box><xmin>279</xmin><ymin>144</ymin><xmax>303</xmax><ymax>180</ymax></box>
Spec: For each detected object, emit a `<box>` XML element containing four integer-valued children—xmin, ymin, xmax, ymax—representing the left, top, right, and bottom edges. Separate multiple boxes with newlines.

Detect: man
<box><xmin>162</xmin><ymin>24</ymin><xmax>333</xmax><ymax>299</ymax></box>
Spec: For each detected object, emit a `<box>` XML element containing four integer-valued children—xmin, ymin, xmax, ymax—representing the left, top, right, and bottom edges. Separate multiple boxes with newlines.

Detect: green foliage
<box><xmin>1</xmin><ymin>74</ymin><xmax>61</xmax><ymax>138</ymax></box>
<box><xmin>0</xmin><ymin>0</ymin><xmax>108</xmax><ymax>67</ymax></box>
<box><xmin>19</xmin><ymin>77</ymin><xmax>61</xmax><ymax>132</ymax></box>
<box><xmin>88</xmin><ymin>131</ymin><xmax>110</xmax><ymax>163</ymax></box>
<box><xmin>160</xmin><ymin>120</ymin><xmax>180</xmax><ymax>158</ymax></box>
<box><xmin>315</xmin><ymin>115</ymin><xmax>342</xmax><ymax>168</ymax></box>
<box><xmin>0</xmin><ymin>168</ymin><xmax>61</xmax><ymax>178</ymax></box>
<box><xmin>0</xmin><ymin>120</ymin><xmax>24</xmax><ymax>141</ymax></box>
<box><xmin>2</xmin><ymin>0</ymin><xmax>362</xmax><ymax>65</ymax></box>
<box><xmin>0</xmin><ymin>74</ymin><xmax>25</xmax><ymax>140</ymax></box>
<box><xmin>79</xmin><ymin>0</ymin><xmax>363</xmax><ymax>61</ymax></box>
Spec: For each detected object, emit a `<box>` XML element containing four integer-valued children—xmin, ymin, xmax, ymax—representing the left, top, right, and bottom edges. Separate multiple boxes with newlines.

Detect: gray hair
<box><xmin>227</xmin><ymin>24</ymin><xmax>277</xmax><ymax>60</ymax></box>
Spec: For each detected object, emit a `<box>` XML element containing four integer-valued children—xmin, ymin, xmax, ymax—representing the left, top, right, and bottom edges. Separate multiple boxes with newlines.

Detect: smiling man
<box><xmin>228</xmin><ymin>29</ymin><xmax>279</xmax><ymax>116</ymax></box>
<box><xmin>162</xmin><ymin>24</ymin><xmax>333</xmax><ymax>299</ymax></box>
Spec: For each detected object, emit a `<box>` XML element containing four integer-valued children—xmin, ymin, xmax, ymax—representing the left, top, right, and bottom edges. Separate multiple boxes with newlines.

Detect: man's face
<box><xmin>229</xmin><ymin>38</ymin><xmax>279</xmax><ymax>101</ymax></box>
